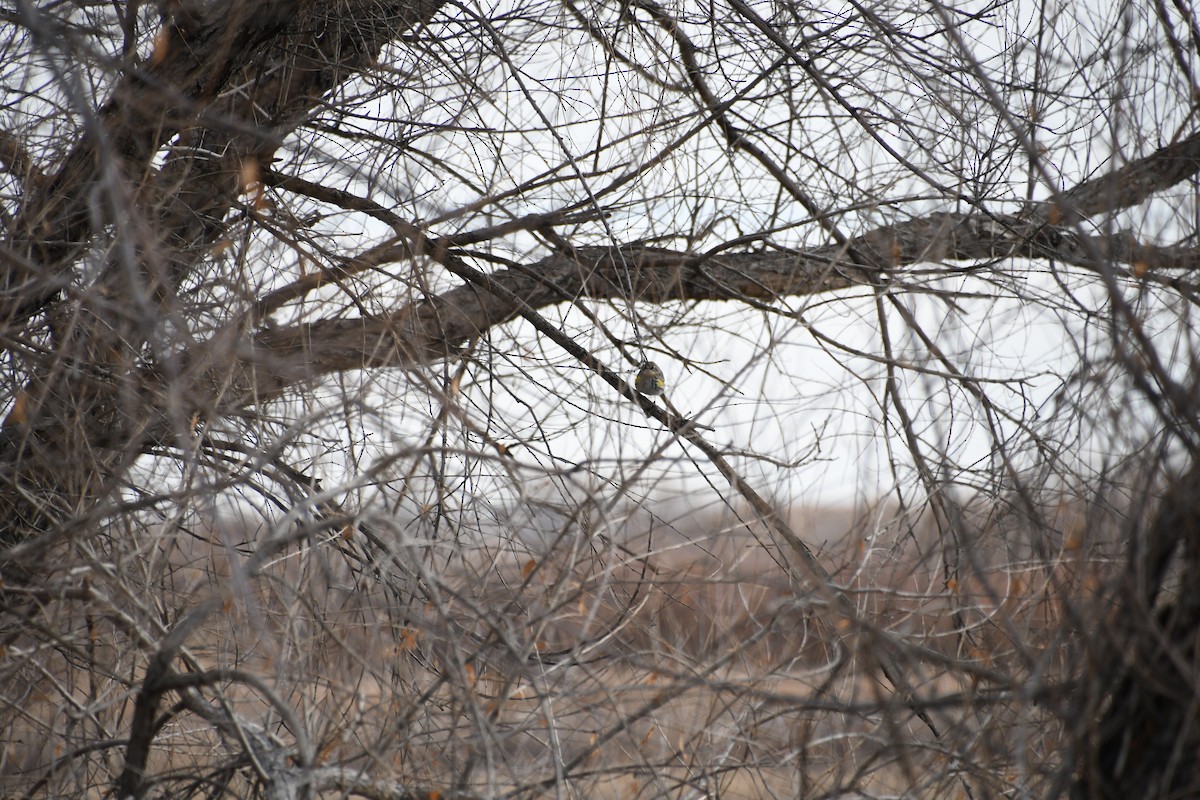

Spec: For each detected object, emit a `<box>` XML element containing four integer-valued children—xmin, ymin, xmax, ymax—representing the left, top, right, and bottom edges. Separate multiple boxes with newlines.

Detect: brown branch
<box><xmin>113</xmin><ymin>597</ymin><xmax>222</xmax><ymax>800</ymax></box>
<box><xmin>7</xmin><ymin>3</ymin><xmax>290</xmax><ymax>295</ymax></box>
<box><xmin>0</xmin><ymin>0</ymin><xmax>448</xmax><ymax>545</ymax></box>
<box><xmin>2</xmin><ymin>0</ymin><xmax>447</xmax><ymax>322</ymax></box>
<box><xmin>1064</xmin><ymin>129</ymin><xmax>1200</xmax><ymax>218</ymax></box>
<box><xmin>225</xmin><ymin>214</ymin><xmax>1200</xmax><ymax>400</ymax></box>
<box><xmin>1072</xmin><ymin>461</ymin><xmax>1200</xmax><ymax>800</ymax></box>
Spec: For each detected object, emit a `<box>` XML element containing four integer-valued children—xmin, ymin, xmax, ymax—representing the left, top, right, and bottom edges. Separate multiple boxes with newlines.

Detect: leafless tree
<box><xmin>2</xmin><ymin>0</ymin><xmax>1199</xmax><ymax>797</ymax></box>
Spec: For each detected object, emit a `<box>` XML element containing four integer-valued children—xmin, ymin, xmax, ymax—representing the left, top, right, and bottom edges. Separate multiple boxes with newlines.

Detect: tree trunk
<box><xmin>1072</xmin><ymin>461</ymin><xmax>1200</xmax><ymax>799</ymax></box>
<box><xmin>0</xmin><ymin>0</ymin><xmax>444</xmax><ymax>551</ymax></box>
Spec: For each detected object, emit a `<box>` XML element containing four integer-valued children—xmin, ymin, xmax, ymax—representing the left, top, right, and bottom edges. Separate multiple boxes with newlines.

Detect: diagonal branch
<box><xmin>1064</xmin><ymin>130</ymin><xmax>1200</xmax><ymax>218</ymax></box>
<box><xmin>0</xmin><ymin>0</ymin><xmax>447</xmax><ymax>545</ymax></box>
<box><xmin>2</xmin><ymin>0</ymin><xmax>447</xmax><ymax>323</ymax></box>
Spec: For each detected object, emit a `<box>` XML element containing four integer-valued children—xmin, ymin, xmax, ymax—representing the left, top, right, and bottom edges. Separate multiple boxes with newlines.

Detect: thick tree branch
<box><xmin>225</xmin><ymin>213</ymin><xmax>1200</xmax><ymax>400</ymax></box>
<box><xmin>230</xmin><ymin>127</ymin><xmax>1200</xmax><ymax>400</ymax></box>
<box><xmin>1072</xmin><ymin>460</ymin><xmax>1200</xmax><ymax>800</ymax></box>
<box><xmin>1064</xmin><ymin>130</ymin><xmax>1200</xmax><ymax>218</ymax></box>
<box><xmin>0</xmin><ymin>0</ymin><xmax>446</xmax><ymax>543</ymax></box>
<box><xmin>2</xmin><ymin>0</ymin><xmax>446</xmax><ymax>322</ymax></box>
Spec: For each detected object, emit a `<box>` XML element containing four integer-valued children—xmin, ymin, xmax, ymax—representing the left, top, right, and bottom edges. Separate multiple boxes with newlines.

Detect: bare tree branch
<box><xmin>236</xmin><ymin>214</ymin><xmax>1200</xmax><ymax>393</ymax></box>
<box><xmin>5</xmin><ymin>2</ymin><xmax>1200</xmax><ymax>797</ymax></box>
<box><xmin>1064</xmin><ymin>129</ymin><xmax>1200</xmax><ymax>219</ymax></box>
<box><xmin>3</xmin><ymin>0</ymin><xmax>446</xmax><ymax>320</ymax></box>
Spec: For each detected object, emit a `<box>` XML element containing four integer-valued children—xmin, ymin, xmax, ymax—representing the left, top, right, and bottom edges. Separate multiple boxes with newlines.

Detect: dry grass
<box><xmin>0</xmin><ymin>497</ymin><xmax>1121</xmax><ymax>798</ymax></box>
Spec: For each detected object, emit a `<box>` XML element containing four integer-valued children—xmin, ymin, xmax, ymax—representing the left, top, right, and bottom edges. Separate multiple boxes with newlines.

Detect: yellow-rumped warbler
<box><xmin>634</xmin><ymin>360</ymin><xmax>665</xmax><ymax>396</ymax></box>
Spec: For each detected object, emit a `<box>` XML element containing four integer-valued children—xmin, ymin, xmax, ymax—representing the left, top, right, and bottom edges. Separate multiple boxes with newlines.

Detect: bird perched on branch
<box><xmin>634</xmin><ymin>361</ymin><xmax>665</xmax><ymax>396</ymax></box>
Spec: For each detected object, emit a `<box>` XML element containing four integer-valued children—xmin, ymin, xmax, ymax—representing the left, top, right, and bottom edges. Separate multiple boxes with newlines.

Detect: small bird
<box><xmin>634</xmin><ymin>360</ymin><xmax>665</xmax><ymax>396</ymax></box>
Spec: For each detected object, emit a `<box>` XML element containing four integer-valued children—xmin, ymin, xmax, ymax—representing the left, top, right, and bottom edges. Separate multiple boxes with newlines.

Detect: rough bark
<box><xmin>0</xmin><ymin>0</ymin><xmax>445</xmax><ymax>546</ymax></box>
<box><xmin>1072</xmin><ymin>461</ymin><xmax>1200</xmax><ymax>800</ymax></box>
<box><xmin>226</xmin><ymin>204</ymin><xmax>1200</xmax><ymax>405</ymax></box>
